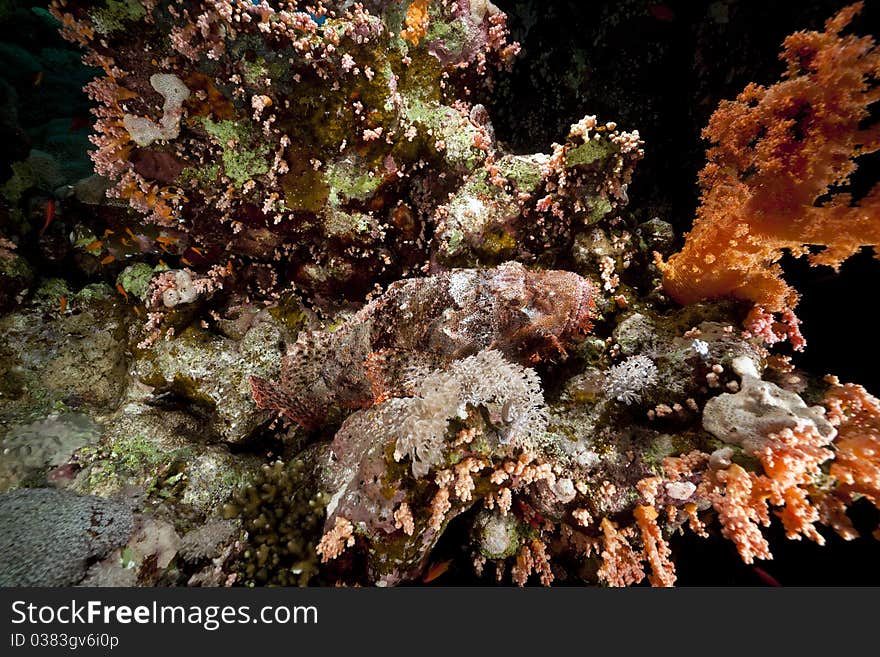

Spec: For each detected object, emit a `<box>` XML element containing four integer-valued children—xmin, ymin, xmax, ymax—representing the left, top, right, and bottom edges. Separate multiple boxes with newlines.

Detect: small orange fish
<box><xmin>39</xmin><ymin>199</ymin><xmax>56</xmax><ymax>236</ymax></box>
<box><xmin>226</xmin><ymin>260</ymin><xmax>234</xmax><ymax>275</ymax></box>
<box><xmin>156</xmin><ymin>235</ymin><xmax>180</xmax><ymax>245</ymax></box>
<box><xmin>116</xmin><ymin>284</ymin><xmax>129</xmax><ymax>301</ymax></box>
<box><xmin>134</xmin><ymin>306</ymin><xmax>143</xmax><ymax>316</ymax></box>
<box><xmin>102</xmin><ymin>228</ymin><xmax>115</xmax><ymax>238</ymax></box>
<box><xmin>189</xmin><ymin>246</ymin><xmax>205</xmax><ymax>257</ymax></box>
<box><xmin>181</xmin><ymin>256</ymin><xmax>193</xmax><ymax>266</ymax></box>
<box><xmin>125</xmin><ymin>227</ymin><xmax>137</xmax><ymax>239</ymax></box>
<box><xmin>59</xmin><ymin>295</ymin><xmax>67</xmax><ymax>314</ymax></box>
<box><xmin>158</xmin><ymin>259</ymin><xmax>168</xmax><ymax>268</ymax></box>
<box><xmin>100</xmin><ymin>254</ymin><xmax>116</xmax><ymax>265</ymax></box>
<box><xmin>84</xmin><ymin>240</ymin><xmax>103</xmax><ymax>252</ymax></box>
<box><xmin>422</xmin><ymin>560</ymin><xmax>452</xmax><ymax>583</ymax></box>
<box><xmin>33</xmin><ymin>71</ymin><xmax>43</xmax><ymax>87</ymax></box>
<box><xmin>115</xmin><ymin>87</ymin><xmax>139</xmax><ymax>101</ymax></box>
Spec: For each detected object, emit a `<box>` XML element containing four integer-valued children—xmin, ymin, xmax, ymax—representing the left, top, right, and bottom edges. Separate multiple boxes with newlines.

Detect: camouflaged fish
<box><xmin>250</xmin><ymin>262</ymin><xmax>597</xmax><ymax>428</ymax></box>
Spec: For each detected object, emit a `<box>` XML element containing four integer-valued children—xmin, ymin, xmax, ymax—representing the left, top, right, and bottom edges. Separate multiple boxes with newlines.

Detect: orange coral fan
<box><xmin>664</xmin><ymin>421</ymin><xmax>835</xmax><ymax>564</ymax></box>
<box><xmin>659</xmin><ymin>3</ymin><xmax>880</xmax><ymax>343</ymax></box>
<box><xmin>633</xmin><ymin>504</ymin><xmax>676</xmax><ymax>587</ymax></box>
<box><xmin>596</xmin><ymin>518</ymin><xmax>644</xmax><ymax>587</ymax></box>
<box><xmin>401</xmin><ymin>0</ymin><xmax>431</xmax><ymax>45</ymax></box>
<box><xmin>819</xmin><ymin>380</ymin><xmax>880</xmax><ymax>538</ymax></box>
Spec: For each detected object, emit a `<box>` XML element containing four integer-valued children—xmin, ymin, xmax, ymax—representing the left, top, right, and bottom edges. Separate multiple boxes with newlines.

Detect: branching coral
<box><xmin>596</xmin><ymin>517</ymin><xmax>644</xmax><ymax>587</ymax></box>
<box><xmin>817</xmin><ymin>379</ymin><xmax>880</xmax><ymax>538</ymax></box>
<box><xmin>319</xmin><ymin>380</ymin><xmax>559</xmax><ymax>584</ymax></box>
<box><xmin>224</xmin><ymin>458</ymin><xmax>329</xmax><ymax>586</ymax></box>
<box><xmin>659</xmin><ymin>3</ymin><xmax>880</xmax><ymax>346</ymax></box>
<box><xmin>662</xmin><ymin>386</ymin><xmax>869</xmax><ymax>566</ymax></box>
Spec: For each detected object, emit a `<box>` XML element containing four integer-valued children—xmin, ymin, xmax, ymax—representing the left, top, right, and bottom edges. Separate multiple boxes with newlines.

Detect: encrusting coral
<box><xmin>658</xmin><ymin>2</ymin><xmax>880</xmax><ymax>348</ymax></box>
<box><xmin>46</xmin><ymin>0</ymin><xmax>642</xmax><ymax>308</ymax></box>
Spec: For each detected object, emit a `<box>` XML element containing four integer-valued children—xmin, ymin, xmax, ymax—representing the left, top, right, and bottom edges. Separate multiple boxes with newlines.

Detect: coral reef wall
<box><xmin>0</xmin><ymin>1</ymin><xmax>878</xmax><ymax>587</ymax></box>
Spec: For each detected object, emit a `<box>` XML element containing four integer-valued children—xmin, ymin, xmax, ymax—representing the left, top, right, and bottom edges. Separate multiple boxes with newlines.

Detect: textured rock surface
<box><xmin>132</xmin><ymin>312</ymin><xmax>293</xmax><ymax>443</ymax></box>
<box><xmin>0</xmin><ymin>488</ymin><xmax>134</xmax><ymax>586</ymax></box>
<box><xmin>0</xmin><ymin>412</ymin><xmax>100</xmax><ymax>491</ymax></box>
<box><xmin>702</xmin><ymin>356</ymin><xmax>836</xmax><ymax>455</ymax></box>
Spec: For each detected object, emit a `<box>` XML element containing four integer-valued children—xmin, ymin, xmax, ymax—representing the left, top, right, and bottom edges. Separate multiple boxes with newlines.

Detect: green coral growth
<box><xmin>201</xmin><ymin>119</ymin><xmax>271</xmax><ymax>189</ymax></box>
<box><xmin>89</xmin><ymin>0</ymin><xmax>146</xmax><ymax>36</ymax></box>
<box><xmin>225</xmin><ymin>458</ymin><xmax>329</xmax><ymax>587</ymax></box>
<box><xmin>117</xmin><ymin>263</ymin><xmax>157</xmax><ymax>301</ymax></box>
<box><xmin>566</xmin><ymin>139</ymin><xmax>615</xmax><ymax>168</ymax></box>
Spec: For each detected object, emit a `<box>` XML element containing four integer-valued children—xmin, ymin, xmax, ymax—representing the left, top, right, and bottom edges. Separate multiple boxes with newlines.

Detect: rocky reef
<box><xmin>0</xmin><ymin>1</ymin><xmax>878</xmax><ymax>587</ymax></box>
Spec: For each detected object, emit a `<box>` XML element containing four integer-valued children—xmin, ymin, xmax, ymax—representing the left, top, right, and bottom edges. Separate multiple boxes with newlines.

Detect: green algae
<box><xmin>201</xmin><ymin>119</ymin><xmax>271</xmax><ymax>189</ymax></box>
<box><xmin>325</xmin><ymin>156</ymin><xmax>384</xmax><ymax>205</ymax></box>
<box><xmin>497</xmin><ymin>155</ymin><xmax>544</xmax><ymax>192</ymax></box>
<box><xmin>117</xmin><ymin>263</ymin><xmax>157</xmax><ymax>301</ymax></box>
<box><xmin>89</xmin><ymin>0</ymin><xmax>145</xmax><ymax>35</ymax></box>
<box><xmin>566</xmin><ymin>138</ymin><xmax>615</xmax><ymax>168</ymax></box>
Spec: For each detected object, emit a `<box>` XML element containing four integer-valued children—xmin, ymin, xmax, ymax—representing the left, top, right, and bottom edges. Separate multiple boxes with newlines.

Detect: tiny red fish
<box><xmin>752</xmin><ymin>566</ymin><xmax>781</xmax><ymax>587</ymax></box>
<box><xmin>39</xmin><ymin>199</ymin><xmax>55</xmax><ymax>236</ymax></box>
<box><xmin>69</xmin><ymin>115</ymin><xmax>90</xmax><ymax>132</ymax></box>
<box><xmin>422</xmin><ymin>560</ymin><xmax>452</xmax><ymax>583</ymax></box>
<box><xmin>648</xmin><ymin>4</ymin><xmax>675</xmax><ymax>22</ymax></box>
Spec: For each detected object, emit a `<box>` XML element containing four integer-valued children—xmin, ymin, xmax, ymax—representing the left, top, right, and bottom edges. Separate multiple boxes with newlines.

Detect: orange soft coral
<box><xmin>663</xmin><ymin>421</ymin><xmax>835</xmax><ymax>565</ymax></box>
<box><xmin>401</xmin><ymin>0</ymin><xmax>431</xmax><ymax>46</ymax></box>
<box><xmin>596</xmin><ymin>518</ymin><xmax>645</xmax><ymax>587</ymax></box>
<box><xmin>659</xmin><ymin>3</ymin><xmax>880</xmax><ymax>342</ymax></box>
<box><xmin>633</xmin><ymin>504</ymin><xmax>676</xmax><ymax>587</ymax></box>
<box><xmin>819</xmin><ymin>380</ymin><xmax>880</xmax><ymax>538</ymax></box>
